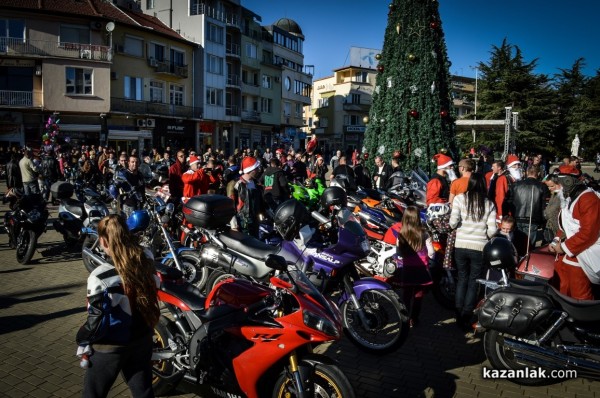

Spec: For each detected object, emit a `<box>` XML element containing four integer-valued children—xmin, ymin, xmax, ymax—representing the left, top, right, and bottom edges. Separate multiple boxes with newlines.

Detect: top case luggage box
<box><xmin>183</xmin><ymin>194</ymin><xmax>235</xmax><ymax>230</ymax></box>
<box><xmin>51</xmin><ymin>181</ymin><xmax>74</xmax><ymax>200</ymax></box>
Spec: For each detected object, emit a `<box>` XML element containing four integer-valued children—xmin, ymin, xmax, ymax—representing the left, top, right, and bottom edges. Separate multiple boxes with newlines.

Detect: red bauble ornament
<box><xmin>440</xmin><ymin>110</ymin><xmax>449</xmax><ymax>118</ymax></box>
<box><xmin>408</xmin><ymin>109</ymin><xmax>419</xmax><ymax>118</ymax></box>
<box><xmin>430</xmin><ymin>21</ymin><xmax>439</xmax><ymax>29</ymax></box>
<box><xmin>377</xmin><ymin>65</ymin><xmax>384</xmax><ymax>73</ymax></box>
<box><xmin>44</xmin><ymin>140</ymin><xmax>51</xmax><ymax>145</ymax></box>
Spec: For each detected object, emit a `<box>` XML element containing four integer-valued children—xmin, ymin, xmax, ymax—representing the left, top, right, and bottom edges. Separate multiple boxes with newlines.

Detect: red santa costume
<box><xmin>554</xmin><ymin>184</ymin><xmax>600</xmax><ymax>300</ymax></box>
<box><xmin>425</xmin><ymin>153</ymin><xmax>454</xmax><ymax>206</ymax></box>
<box><xmin>305</xmin><ymin>134</ymin><xmax>317</xmax><ymax>155</ymax></box>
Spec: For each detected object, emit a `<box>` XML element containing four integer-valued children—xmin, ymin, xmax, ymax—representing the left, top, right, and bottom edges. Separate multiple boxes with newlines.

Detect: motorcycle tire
<box><xmin>152</xmin><ymin>316</ymin><xmax>184</xmax><ymax>396</ymax></box>
<box><xmin>483</xmin><ymin>329</ymin><xmax>555</xmax><ymax>386</ymax></box>
<box><xmin>341</xmin><ymin>289</ymin><xmax>409</xmax><ymax>355</ymax></box>
<box><xmin>16</xmin><ymin>229</ymin><xmax>37</xmax><ymax>265</ymax></box>
<box><xmin>431</xmin><ymin>268</ymin><xmax>458</xmax><ymax>310</ymax></box>
<box><xmin>82</xmin><ymin>234</ymin><xmax>105</xmax><ymax>273</ymax></box>
<box><xmin>272</xmin><ymin>361</ymin><xmax>355</xmax><ymax>398</ymax></box>
<box><xmin>162</xmin><ymin>251</ymin><xmax>209</xmax><ymax>292</ymax></box>
<box><xmin>205</xmin><ymin>269</ymin><xmax>236</xmax><ymax>295</ymax></box>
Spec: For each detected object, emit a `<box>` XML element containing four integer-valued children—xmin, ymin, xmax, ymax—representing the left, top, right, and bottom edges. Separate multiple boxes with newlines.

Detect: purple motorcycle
<box><xmin>190</xmin><ymin>192</ymin><xmax>410</xmax><ymax>355</ymax></box>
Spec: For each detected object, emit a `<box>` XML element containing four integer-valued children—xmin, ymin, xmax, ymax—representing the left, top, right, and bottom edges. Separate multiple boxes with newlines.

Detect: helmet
<box><xmin>321</xmin><ymin>186</ymin><xmax>347</xmax><ymax>209</ymax></box>
<box><xmin>273</xmin><ymin>199</ymin><xmax>310</xmax><ymax>240</ymax></box>
<box><xmin>126</xmin><ymin>210</ymin><xmax>151</xmax><ymax>233</ymax></box>
<box><xmin>107</xmin><ymin>184</ymin><xmax>119</xmax><ymax>200</ymax></box>
<box><xmin>483</xmin><ymin>236</ymin><xmax>518</xmax><ymax>270</ymax></box>
<box><xmin>426</xmin><ymin>203</ymin><xmax>451</xmax><ymax>220</ymax></box>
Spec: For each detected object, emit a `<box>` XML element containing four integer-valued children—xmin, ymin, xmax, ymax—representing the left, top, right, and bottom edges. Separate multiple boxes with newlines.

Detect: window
<box><xmin>149</xmin><ymin>81</ymin><xmax>164</xmax><ymax>103</ymax></box>
<box><xmin>146</xmin><ymin>0</ymin><xmax>155</xmax><ymax>9</ymax></box>
<box><xmin>0</xmin><ymin>19</ymin><xmax>24</xmax><ymax>39</ymax></box>
<box><xmin>295</xmin><ymin>103</ymin><xmax>302</xmax><ymax>117</ymax></box>
<box><xmin>262</xmin><ymin>50</ymin><xmax>272</xmax><ymax>64</ymax></box>
<box><xmin>318</xmin><ymin>97</ymin><xmax>329</xmax><ymax>108</ymax></box>
<box><xmin>295</xmin><ymin>80</ymin><xmax>311</xmax><ymax>97</ymax></box>
<box><xmin>170</xmin><ymin>49</ymin><xmax>185</xmax><ymax>66</ymax></box>
<box><xmin>262</xmin><ymin>74</ymin><xmax>272</xmax><ymax>89</ymax></box>
<box><xmin>207</xmin><ymin>54</ymin><xmax>223</xmax><ymax>75</ymax></box>
<box><xmin>285</xmin><ymin>77</ymin><xmax>291</xmax><ymax>91</ymax></box>
<box><xmin>206</xmin><ymin>87</ymin><xmax>223</xmax><ymax>106</ymax></box>
<box><xmin>60</xmin><ymin>24</ymin><xmax>89</xmax><ymax>44</ymax></box>
<box><xmin>150</xmin><ymin>43</ymin><xmax>165</xmax><ymax>61</ymax></box>
<box><xmin>344</xmin><ymin>115</ymin><xmax>361</xmax><ymax>126</ymax></box>
<box><xmin>124</xmin><ymin>36</ymin><xmax>143</xmax><ymax>57</ymax></box>
<box><xmin>319</xmin><ymin>117</ymin><xmax>329</xmax><ymax>128</ymax></box>
<box><xmin>207</xmin><ymin>23</ymin><xmax>224</xmax><ymax>44</ymax></box>
<box><xmin>261</xmin><ymin>98</ymin><xmax>272</xmax><ymax>113</ymax></box>
<box><xmin>245</xmin><ymin>43</ymin><xmax>257</xmax><ymax>59</ymax></box>
<box><xmin>65</xmin><ymin>67</ymin><xmax>92</xmax><ymax>95</ymax></box>
<box><xmin>353</xmin><ymin>71</ymin><xmax>369</xmax><ymax>83</ymax></box>
<box><xmin>170</xmin><ymin>84</ymin><xmax>184</xmax><ymax>106</ymax></box>
<box><xmin>350</xmin><ymin>94</ymin><xmax>361</xmax><ymax>104</ymax></box>
<box><xmin>124</xmin><ymin>76</ymin><xmax>142</xmax><ymax>100</ymax></box>
<box><xmin>284</xmin><ymin>102</ymin><xmax>291</xmax><ymax>117</ymax></box>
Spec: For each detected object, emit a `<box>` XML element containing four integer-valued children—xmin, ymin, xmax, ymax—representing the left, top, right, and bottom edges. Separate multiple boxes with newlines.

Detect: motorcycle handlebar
<box><xmin>311</xmin><ymin>211</ymin><xmax>329</xmax><ymax>225</ymax></box>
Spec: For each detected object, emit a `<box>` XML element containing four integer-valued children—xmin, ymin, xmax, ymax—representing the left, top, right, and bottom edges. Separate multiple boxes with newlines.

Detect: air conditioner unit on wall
<box><xmin>80</xmin><ymin>49</ymin><xmax>92</xmax><ymax>59</ymax></box>
<box><xmin>146</xmin><ymin>118</ymin><xmax>156</xmax><ymax>128</ymax></box>
<box><xmin>149</xmin><ymin>58</ymin><xmax>158</xmax><ymax>67</ymax></box>
<box><xmin>137</xmin><ymin>119</ymin><xmax>147</xmax><ymax>127</ymax></box>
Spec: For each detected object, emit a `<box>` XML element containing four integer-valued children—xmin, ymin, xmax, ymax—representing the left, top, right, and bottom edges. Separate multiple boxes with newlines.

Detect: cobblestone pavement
<box><xmin>0</xmin><ymin>167</ymin><xmax>598</xmax><ymax>398</ymax></box>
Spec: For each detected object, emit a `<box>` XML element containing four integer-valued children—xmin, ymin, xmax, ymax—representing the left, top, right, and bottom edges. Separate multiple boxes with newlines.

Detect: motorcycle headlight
<box><xmin>303</xmin><ymin>310</ymin><xmax>339</xmax><ymax>338</ymax></box>
<box><xmin>28</xmin><ymin>210</ymin><xmax>41</xmax><ymax>222</ymax></box>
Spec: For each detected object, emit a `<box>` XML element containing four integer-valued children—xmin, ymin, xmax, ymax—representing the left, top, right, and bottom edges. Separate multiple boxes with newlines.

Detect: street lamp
<box><xmin>106</xmin><ymin>22</ymin><xmax>115</xmax><ymax>61</ymax></box>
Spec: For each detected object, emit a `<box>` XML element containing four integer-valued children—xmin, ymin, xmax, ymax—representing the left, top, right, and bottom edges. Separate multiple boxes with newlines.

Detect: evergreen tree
<box><xmin>567</xmin><ymin>69</ymin><xmax>600</xmax><ymax>156</ymax></box>
<box><xmin>363</xmin><ymin>0</ymin><xmax>456</xmax><ymax>174</ymax></box>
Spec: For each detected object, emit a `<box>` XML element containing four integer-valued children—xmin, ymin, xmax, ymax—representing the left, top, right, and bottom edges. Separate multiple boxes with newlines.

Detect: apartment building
<box><xmin>141</xmin><ymin>0</ymin><xmax>312</xmax><ymax>152</ymax></box>
<box><xmin>0</xmin><ymin>0</ymin><xmax>198</xmax><ymax>153</ymax></box>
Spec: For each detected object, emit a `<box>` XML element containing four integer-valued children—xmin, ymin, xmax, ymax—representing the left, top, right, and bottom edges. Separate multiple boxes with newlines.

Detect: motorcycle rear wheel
<box><xmin>205</xmin><ymin>269</ymin><xmax>236</xmax><ymax>295</ymax></box>
<box><xmin>272</xmin><ymin>362</ymin><xmax>355</xmax><ymax>398</ymax></box>
<box><xmin>16</xmin><ymin>229</ymin><xmax>37</xmax><ymax>264</ymax></box>
<box><xmin>162</xmin><ymin>251</ymin><xmax>209</xmax><ymax>291</ymax></box>
<box><xmin>152</xmin><ymin>316</ymin><xmax>184</xmax><ymax>396</ymax></box>
<box><xmin>341</xmin><ymin>289</ymin><xmax>409</xmax><ymax>354</ymax></box>
<box><xmin>484</xmin><ymin>329</ymin><xmax>555</xmax><ymax>386</ymax></box>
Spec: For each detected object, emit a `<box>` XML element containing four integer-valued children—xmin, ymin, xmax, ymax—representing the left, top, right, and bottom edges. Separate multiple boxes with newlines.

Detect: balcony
<box><xmin>241</xmin><ymin>110</ymin><xmax>260</xmax><ymax>122</ymax></box>
<box><xmin>147</xmin><ymin>58</ymin><xmax>188</xmax><ymax>78</ymax></box>
<box><xmin>0</xmin><ymin>90</ymin><xmax>43</xmax><ymax>107</ymax></box>
<box><xmin>226</xmin><ymin>74</ymin><xmax>241</xmax><ymax>87</ymax></box>
<box><xmin>111</xmin><ymin>97</ymin><xmax>202</xmax><ymax>119</ymax></box>
<box><xmin>0</xmin><ymin>38</ymin><xmax>111</xmax><ymax>61</ymax></box>
<box><xmin>190</xmin><ymin>3</ymin><xmax>240</xmax><ymax>28</ymax></box>
<box><xmin>225</xmin><ymin>43</ymin><xmax>240</xmax><ymax>57</ymax></box>
<box><xmin>342</xmin><ymin>102</ymin><xmax>371</xmax><ymax>112</ymax></box>
<box><xmin>225</xmin><ymin>105</ymin><xmax>240</xmax><ymax>117</ymax></box>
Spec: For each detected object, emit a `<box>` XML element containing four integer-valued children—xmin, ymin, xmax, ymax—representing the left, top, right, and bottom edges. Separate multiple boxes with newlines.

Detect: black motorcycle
<box><xmin>476</xmin><ymin>237</ymin><xmax>600</xmax><ymax>385</ymax></box>
<box><xmin>3</xmin><ymin>190</ymin><xmax>49</xmax><ymax>264</ymax></box>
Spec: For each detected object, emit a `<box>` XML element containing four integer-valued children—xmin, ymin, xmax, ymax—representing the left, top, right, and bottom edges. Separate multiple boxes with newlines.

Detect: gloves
<box><xmin>76</xmin><ymin>345</ymin><xmax>92</xmax><ymax>358</ymax></box>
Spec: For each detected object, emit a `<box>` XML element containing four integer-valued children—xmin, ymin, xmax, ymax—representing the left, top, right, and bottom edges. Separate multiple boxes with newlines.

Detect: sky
<box><xmin>243</xmin><ymin>0</ymin><xmax>600</xmax><ymax>80</ymax></box>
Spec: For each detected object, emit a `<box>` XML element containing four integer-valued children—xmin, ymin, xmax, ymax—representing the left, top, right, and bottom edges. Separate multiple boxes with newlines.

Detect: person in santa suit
<box><xmin>305</xmin><ymin>133</ymin><xmax>317</xmax><ymax>155</ymax></box>
<box><xmin>488</xmin><ymin>154</ymin><xmax>521</xmax><ymax>225</ymax></box>
<box><xmin>426</xmin><ymin>153</ymin><xmax>456</xmax><ymax>206</ymax></box>
<box><xmin>548</xmin><ymin>172</ymin><xmax>600</xmax><ymax>300</ymax></box>
<box><xmin>181</xmin><ymin>156</ymin><xmax>210</xmax><ymax>200</ymax></box>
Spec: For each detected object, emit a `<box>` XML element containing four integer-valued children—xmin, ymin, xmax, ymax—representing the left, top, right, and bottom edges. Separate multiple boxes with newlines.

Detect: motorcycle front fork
<box><xmin>342</xmin><ymin>276</ymin><xmax>373</xmax><ymax>329</ymax></box>
<box><xmin>288</xmin><ymin>351</ymin><xmax>306</xmax><ymax>398</ymax></box>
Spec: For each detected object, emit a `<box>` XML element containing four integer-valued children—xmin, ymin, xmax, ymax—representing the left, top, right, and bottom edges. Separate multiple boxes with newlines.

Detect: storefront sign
<box><xmin>0</xmin><ymin>59</ymin><xmax>35</xmax><ymax>67</ymax></box>
<box><xmin>345</xmin><ymin>126</ymin><xmax>366</xmax><ymax>133</ymax></box>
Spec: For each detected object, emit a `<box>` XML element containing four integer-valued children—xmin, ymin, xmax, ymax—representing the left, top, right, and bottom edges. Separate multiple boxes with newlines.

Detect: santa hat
<box><xmin>241</xmin><ymin>156</ymin><xmax>260</xmax><ymax>174</ymax></box>
<box><xmin>506</xmin><ymin>155</ymin><xmax>520</xmax><ymax>167</ymax></box>
<box><xmin>188</xmin><ymin>155</ymin><xmax>200</xmax><ymax>166</ymax></box>
<box><xmin>432</xmin><ymin>153</ymin><xmax>454</xmax><ymax>169</ymax></box>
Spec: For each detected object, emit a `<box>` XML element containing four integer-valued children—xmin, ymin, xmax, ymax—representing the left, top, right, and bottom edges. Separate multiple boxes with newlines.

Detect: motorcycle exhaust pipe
<box><xmin>504</xmin><ymin>337</ymin><xmax>600</xmax><ymax>377</ymax></box>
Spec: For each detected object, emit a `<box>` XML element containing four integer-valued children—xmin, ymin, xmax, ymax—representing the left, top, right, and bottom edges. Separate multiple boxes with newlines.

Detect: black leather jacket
<box><xmin>509</xmin><ymin>178</ymin><xmax>549</xmax><ymax>225</ymax></box>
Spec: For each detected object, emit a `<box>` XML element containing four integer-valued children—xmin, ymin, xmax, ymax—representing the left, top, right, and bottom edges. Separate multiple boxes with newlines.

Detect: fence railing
<box><xmin>0</xmin><ymin>37</ymin><xmax>111</xmax><ymax>61</ymax></box>
<box><xmin>111</xmin><ymin>97</ymin><xmax>202</xmax><ymax>119</ymax></box>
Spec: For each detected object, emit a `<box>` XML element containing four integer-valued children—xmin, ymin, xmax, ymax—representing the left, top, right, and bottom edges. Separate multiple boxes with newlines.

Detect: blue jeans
<box><xmin>23</xmin><ymin>180</ymin><xmax>40</xmax><ymax>195</ymax></box>
<box><xmin>454</xmin><ymin>248</ymin><xmax>483</xmax><ymax>315</ymax></box>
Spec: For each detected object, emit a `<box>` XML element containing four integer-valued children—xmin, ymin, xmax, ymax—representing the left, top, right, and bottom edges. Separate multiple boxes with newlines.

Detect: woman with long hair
<box><xmin>449</xmin><ymin>172</ymin><xmax>497</xmax><ymax>330</ymax></box>
<box><xmin>76</xmin><ymin>214</ymin><xmax>160</xmax><ymax>397</ymax></box>
<box><xmin>396</xmin><ymin>206</ymin><xmax>435</xmax><ymax>326</ymax></box>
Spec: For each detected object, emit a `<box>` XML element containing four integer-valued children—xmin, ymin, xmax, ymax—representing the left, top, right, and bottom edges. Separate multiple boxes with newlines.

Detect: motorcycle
<box><xmin>151</xmin><ymin>253</ymin><xmax>355</xmax><ymax>397</ymax></box>
<box><xmin>475</xmin><ymin>237</ymin><xmax>600</xmax><ymax>385</ymax></box>
<box><xmin>289</xmin><ymin>178</ymin><xmax>326</xmax><ymax>211</ymax></box>
<box><xmin>52</xmin><ymin>181</ymin><xmax>109</xmax><ymax>245</ymax></box>
<box><xmin>183</xmin><ymin>194</ymin><xmax>409</xmax><ymax>354</ymax></box>
<box><xmin>3</xmin><ymin>190</ymin><xmax>49</xmax><ymax>264</ymax></box>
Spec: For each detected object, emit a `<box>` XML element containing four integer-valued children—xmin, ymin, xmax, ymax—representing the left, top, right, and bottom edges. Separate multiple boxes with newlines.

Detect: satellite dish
<box><xmin>106</xmin><ymin>22</ymin><xmax>115</xmax><ymax>32</ymax></box>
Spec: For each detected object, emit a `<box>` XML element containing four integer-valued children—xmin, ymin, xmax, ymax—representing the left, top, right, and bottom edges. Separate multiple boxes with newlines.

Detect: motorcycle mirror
<box><xmin>265</xmin><ymin>254</ymin><xmax>288</xmax><ymax>272</ymax></box>
<box><xmin>165</xmin><ymin>203</ymin><xmax>175</xmax><ymax>215</ymax></box>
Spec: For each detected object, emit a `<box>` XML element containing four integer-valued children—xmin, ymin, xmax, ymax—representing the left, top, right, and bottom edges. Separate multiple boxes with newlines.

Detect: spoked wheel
<box><xmin>16</xmin><ymin>229</ymin><xmax>37</xmax><ymax>264</ymax></box>
<box><xmin>163</xmin><ymin>251</ymin><xmax>209</xmax><ymax>291</ymax></box>
<box><xmin>341</xmin><ymin>289</ymin><xmax>409</xmax><ymax>354</ymax></box>
<box><xmin>272</xmin><ymin>362</ymin><xmax>355</xmax><ymax>398</ymax></box>
<box><xmin>484</xmin><ymin>330</ymin><xmax>555</xmax><ymax>386</ymax></box>
<box><xmin>152</xmin><ymin>316</ymin><xmax>183</xmax><ymax>396</ymax></box>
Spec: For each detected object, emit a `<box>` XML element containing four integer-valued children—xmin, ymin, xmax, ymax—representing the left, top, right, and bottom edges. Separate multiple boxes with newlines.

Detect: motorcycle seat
<box><xmin>219</xmin><ymin>229</ymin><xmax>280</xmax><ymax>260</ymax></box>
<box><xmin>159</xmin><ymin>279</ymin><xmax>205</xmax><ymax>311</ymax></box>
<box><xmin>509</xmin><ymin>278</ymin><xmax>600</xmax><ymax>322</ymax></box>
<box><xmin>64</xmin><ymin>199</ymin><xmax>84</xmax><ymax>218</ymax></box>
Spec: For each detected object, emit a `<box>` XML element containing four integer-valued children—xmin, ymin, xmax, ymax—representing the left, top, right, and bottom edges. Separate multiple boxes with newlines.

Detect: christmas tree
<box><xmin>363</xmin><ymin>0</ymin><xmax>457</xmax><ymax>173</ymax></box>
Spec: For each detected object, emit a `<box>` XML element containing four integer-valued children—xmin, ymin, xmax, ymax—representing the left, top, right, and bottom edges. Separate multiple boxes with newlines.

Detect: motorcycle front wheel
<box><xmin>162</xmin><ymin>251</ymin><xmax>209</xmax><ymax>291</ymax></box>
<box><xmin>484</xmin><ymin>329</ymin><xmax>556</xmax><ymax>386</ymax></box>
<box><xmin>152</xmin><ymin>316</ymin><xmax>184</xmax><ymax>396</ymax></box>
<box><xmin>341</xmin><ymin>289</ymin><xmax>409</xmax><ymax>355</ymax></box>
<box><xmin>16</xmin><ymin>229</ymin><xmax>37</xmax><ymax>264</ymax></box>
<box><xmin>272</xmin><ymin>362</ymin><xmax>355</xmax><ymax>398</ymax></box>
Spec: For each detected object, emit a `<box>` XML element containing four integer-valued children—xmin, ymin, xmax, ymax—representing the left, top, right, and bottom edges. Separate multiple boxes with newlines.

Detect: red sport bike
<box><xmin>151</xmin><ymin>254</ymin><xmax>355</xmax><ymax>398</ymax></box>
